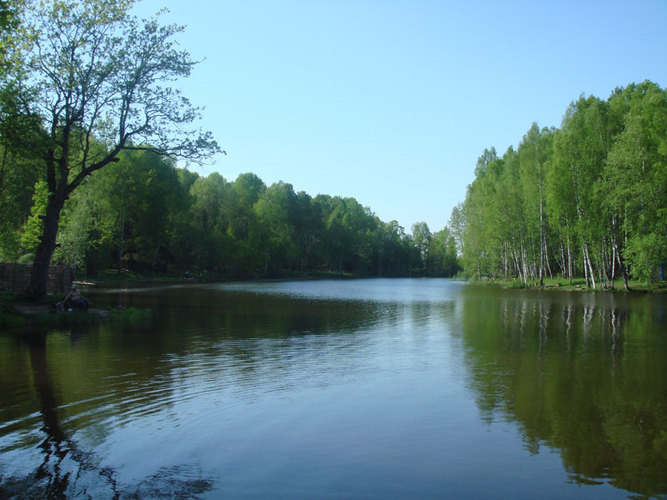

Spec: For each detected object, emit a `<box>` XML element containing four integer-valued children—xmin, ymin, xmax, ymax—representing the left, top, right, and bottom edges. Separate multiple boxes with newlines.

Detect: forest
<box><xmin>0</xmin><ymin>148</ymin><xmax>459</xmax><ymax>279</ymax></box>
<box><xmin>0</xmin><ymin>0</ymin><xmax>457</xmax><ymax>286</ymax></box>
<box><xmin>1</xmin><ymin>82</ymin><xmax>665</xmax><ymax>285</ymax></box>
<box><xmin>453</xmin><ymin>81</ymin><xmax>666</xmax><ymax>289</ymax></box>
<box><xmin>0</xmin><ymin>1</ymin><xmax>664</xmax><ymax>288</ymax></box>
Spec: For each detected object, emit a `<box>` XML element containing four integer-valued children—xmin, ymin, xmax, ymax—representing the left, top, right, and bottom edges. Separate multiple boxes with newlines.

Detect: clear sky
<box><xmin>132</xmin><ymin>0</ymin><xmax>666</xmax><ymax>232</ymax></box>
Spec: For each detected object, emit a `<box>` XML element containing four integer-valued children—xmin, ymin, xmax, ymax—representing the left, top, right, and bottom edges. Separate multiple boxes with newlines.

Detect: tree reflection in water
<box><xmin>460</xmin><ymin>289</ymin><xmax>667</xmax><ymax>498</ymax></box>
<box><xmin>2</xmin><ymin>330</ymin><xmax>214</xmax><ymax>499</ymax></box>
<box><xmin>30</xmin><ymin>332</ymin><xmax>72</xmax><ymax>498</ymax></box>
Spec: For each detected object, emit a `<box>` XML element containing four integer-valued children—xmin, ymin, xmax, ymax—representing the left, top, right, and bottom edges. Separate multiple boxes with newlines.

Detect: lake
<box><xmin>1</xmin><ymin>278</ymin><xmax>666</xmax><ymax>498</ymax></box>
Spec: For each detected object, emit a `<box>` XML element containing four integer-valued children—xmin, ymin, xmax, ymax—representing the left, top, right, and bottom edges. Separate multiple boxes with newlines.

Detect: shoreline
<box><xmin>0</xmin><ymin>290</ymin><xmax>152</xmax><ymax>330</ymax></box>
<box><xmin>72</xmin><ymin>271</ymin><xmax>665</xmax><ymax>294</ymax></box>
<box><xmin>465</xmin><ymin>276</ymin><xmax>666</xmax><ymax>294</ymax></box>
<box><xmin>2</xmin><ymin>275</ymin><xmax>663</xmax><ymax>330</ymax></box>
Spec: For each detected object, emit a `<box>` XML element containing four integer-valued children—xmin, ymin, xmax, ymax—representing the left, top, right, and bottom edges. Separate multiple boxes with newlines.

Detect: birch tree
<box><xmin>605</xmin><ymin>82</ymin><xmax>667</xmax><ymax>282</ymax></box>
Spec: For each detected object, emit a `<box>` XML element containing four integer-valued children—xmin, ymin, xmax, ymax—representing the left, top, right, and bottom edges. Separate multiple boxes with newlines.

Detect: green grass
<box><xmin>470</xmin><ymin>276</ymin><xmax>666</xmax><ymax>293</ymax></box>
<box><xmin>0</xmin><ymin>290</ymin><xmax>153</xmax><ymax>330</ymax></box>
<box><xmin>109</xmin><ymin>307</ymin><xmax>153</xmax><ymax>324</ymax></box>
<box><xmin>33</xmin><ymin>307</ymin><xmax>153</xmax><ymax>327</ymax></box>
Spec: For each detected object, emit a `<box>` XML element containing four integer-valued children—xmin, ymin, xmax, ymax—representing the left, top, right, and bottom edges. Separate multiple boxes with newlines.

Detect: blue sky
<box><xmin>133</xmin><ymin>0</ymin><xmax>666</xmax><ymax>232</ymax></box>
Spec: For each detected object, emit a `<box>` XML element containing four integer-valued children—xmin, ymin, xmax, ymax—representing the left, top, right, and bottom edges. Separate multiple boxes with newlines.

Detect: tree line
<box><xmin>1</xmin><ymin>148</ymin><xmax>459</xmax><ymax>279</ymax></box>
<box><xmin>0</xmin><ymin>0</ymin><xmax>457</xmax><ymax>290</ymax></box>
<box><xmin>2</xmin><ymin>1</ymin><xmax>663</xmax><ymax>290</ymax></box>
<box><xmin>452</xmin><ymin>81</ymin><xmax>666</xmax><ymax>289</ymax></box>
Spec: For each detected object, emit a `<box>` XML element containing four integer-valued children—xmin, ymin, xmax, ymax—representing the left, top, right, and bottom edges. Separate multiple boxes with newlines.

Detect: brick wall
<box><xmin>0</xmin><ymin>263</ymin><xmax>74</xmax><ymax>295</ymax></box>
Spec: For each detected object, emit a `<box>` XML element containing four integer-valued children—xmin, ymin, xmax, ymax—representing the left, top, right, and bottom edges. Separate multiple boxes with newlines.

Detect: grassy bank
<box><xmin>469</xmin><ymin>276</ymin><xmax>666</xmax><ymax>293</ymax></box>
<box><xmin>0</xmin><ymin>290</ymin><xmax>152</xmax><ymax>330</ymax></box>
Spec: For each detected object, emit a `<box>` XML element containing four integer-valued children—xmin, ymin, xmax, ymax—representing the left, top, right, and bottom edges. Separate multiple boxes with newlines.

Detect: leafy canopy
<box><xmin>15</xmin><ymin>0</ymin><xmax>219</xmax><ymax>193</ymax></box>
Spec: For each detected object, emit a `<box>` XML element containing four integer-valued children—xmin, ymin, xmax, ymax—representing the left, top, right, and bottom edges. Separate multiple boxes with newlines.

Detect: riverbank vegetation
<box><xmin>0</xmin><ymin>151</ymin><xmax>460</xmax><ymax>279</ymax></box>
<box><xmin>0</xmin><ymin>291</ymin><xmax>152</xmax><ymax>329</ymax></box>
<box><xmin>1</xmin><ymin>3</ymin><xmax>664</xmax><ymax>290</ymax></box>
<box><xmin>0</xmin><ymin>0</ymin><xmax>458</xmax><ymax>285</ymax></box>
<box><xmin>472</xmin><ymin>277</ymin><xmax>665</xmax><ymax>293</ymax></box>
<box><xmin>453</xmin><ymin>81</ymin><xmax>666</xmax><ymax>291</ymax></box>
<box><xmin>0</xmin><ymin>0</ymin><xmax>218</xmax><ymax>297</ymax></box>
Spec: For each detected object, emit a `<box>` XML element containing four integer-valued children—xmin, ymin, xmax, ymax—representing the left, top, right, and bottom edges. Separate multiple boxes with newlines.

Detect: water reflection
<box><xmin>28</xmin><ymin>332</ymin><xmax>70</xmax><ymax>497</ymax></box>
<box><xmin>1</xmin><ymin>285</ymin><xmax>388</xmax><ymax>498</ymax></box>
<box><xmin>1</xmin><ymin>329</ymin><xmax>216</xmax><ymax>498</ymax></box>
<box><xmin>1</xmin><ymin>280</ymin><xmax>666</xmax><ymax>498</ymax></box>
<box><xmin>460</xmin><ymin>287</ymin><xmax>667</xmax><ymax>497</ymax></box>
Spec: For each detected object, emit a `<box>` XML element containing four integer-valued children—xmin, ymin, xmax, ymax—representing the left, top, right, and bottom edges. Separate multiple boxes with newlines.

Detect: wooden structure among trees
<box><xmin>0</xmin><ymin>263</ymin><xmax>73</xmax><ymax>295</ymax></box>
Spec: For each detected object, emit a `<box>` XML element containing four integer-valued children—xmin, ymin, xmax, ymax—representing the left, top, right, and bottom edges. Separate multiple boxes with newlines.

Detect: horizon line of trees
<box><xmin>1</xmin><ymin>146</ymin><xmax>460</xmax><ymax>279</ymax></box>
<box><xmin>0</xmin><ymin>0</ymin><xmax>220</xmax><ymax>296</ymax></box>
<box><xmin>452</xmin><ymin>80</ymin><xmax>666</xmax><ymax>289</ymax></box>
<box><xmin>1</xmin><ymin>0</ymin><xmax>662</xmax><ymax>293</ymax></box>
<box><xmin>0</xmin><ymin>0</ymin><xmax>461</xmax><ymax>289</ymax></box>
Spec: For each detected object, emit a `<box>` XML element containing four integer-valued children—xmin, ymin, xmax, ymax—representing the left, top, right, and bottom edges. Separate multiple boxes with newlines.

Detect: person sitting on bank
<box><xmin>64</xmin><ymin>284</ymin><xmax>89</xmax><ymax>311</ymax></box>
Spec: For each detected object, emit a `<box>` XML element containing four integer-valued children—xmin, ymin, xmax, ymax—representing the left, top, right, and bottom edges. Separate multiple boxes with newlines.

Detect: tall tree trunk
<box><xmin>567</xmin><ymin>235</ymin><xmax>574</xmax><ymax>283</ymax></box>
<box><xmin>611</xmin><ymin>215</ymin><xmax>631</xmax><ymax>291</ymax></box>
<box><xmin>29</xmin><ymin>196</ymin><xmax>65</xmax><ymax>297</ymax></box>
<box><xmin>539</xmin><ymin>195</ymin><xmax>545</xmax><ymax>285</ymax></box>
<box><xmin>558</xmin><ymin>239</ymin><xmax>566</xmax><ymax>279</ymax></box>
<box><xmin>613</xmin><ymin>239</ymin><xmax>631</xmax><ymax>291</ymax></box>
<box><xmin>583</xmin><ymin>244</ymin><xmax>590</xmax><ymax>288</ymax></box>
<box><xmin>516</xmin><ymin>244</ymin><xmax>522</xmax><ymax>283</ymax></box>
<box><xmin>582</xmin><ymin>242</ymin><xmax>597</xmax><ymax>289</ymax></box>
<box><xmin>151</xmin><ymin>233</ymin><xmax>161</xmax><ymax>276</ymax></box>
<box><xmin>544</xmin><ymin>237</ymin><xmax>553</xmax><ymax>279</ymax></box>
<box><xmin>117</xmin><ymin>216</ymin><xmax>125</xmax><ymax>274</ymax></box>
<box><xmin>521</xmin><ymin>243</ymin><xmax>530</xmax><ymax>285</ymax></box>
<box><xmin>610</xmin><ymin>243</ymin><xmax>616</xmax><ymax>290</ymax></box>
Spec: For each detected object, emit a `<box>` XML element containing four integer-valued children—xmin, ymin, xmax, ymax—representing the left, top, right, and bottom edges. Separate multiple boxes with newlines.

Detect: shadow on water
<box><xmin>1</xmin><ymin>284</ymin><xmax>383</xmax><ymax>499</ymax></box>
<box><xmin>90</xmin><ymin>283</ymin><xmax>390</xmax><ymax>340</ymax></box>
<box><xmin>459</xmin><ymin>286</ymin><xmax>667</xmax><ymax>497</ymax></box>
<box><xmin>0</xmin><ymin>328</ymin><xmax>215</xmax><ymax>499</ymax></box>
<box><xmin>27</xmin><ymin>332</ymin><xmax>71</xmax><ymax>498</ymax></box>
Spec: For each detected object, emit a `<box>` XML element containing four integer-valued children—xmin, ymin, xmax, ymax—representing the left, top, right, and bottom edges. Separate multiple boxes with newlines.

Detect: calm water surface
<box><xmin>1</xmin><ymin>279</ymin><xmax>665</xmax><ymax>498</ymax></box>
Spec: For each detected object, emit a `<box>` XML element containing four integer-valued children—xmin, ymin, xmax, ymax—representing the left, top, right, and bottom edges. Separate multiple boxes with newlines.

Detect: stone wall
<box><xmin>0</xmin><ymin>263</ymin><xmax>74</xmax><ymax>295</ymax></box>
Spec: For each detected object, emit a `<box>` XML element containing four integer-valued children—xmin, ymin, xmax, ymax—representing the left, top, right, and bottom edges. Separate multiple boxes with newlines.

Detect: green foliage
<box><xmin>0</xmin><ymin>0</ymin><xmax>219</xmax><ymax>296</ymax></box>
<box><xmin>411</xmin><ymin>221</ymin><xmax>431</xmax><ymax>273</ymax></box>
<box><xmin>0</xmin><ymin>0</ymin><xmax>14</xmax><ymax>28</ymax></box>
<box><xmin>605</xmin><ymin>82</ymin><xmax>667</xmax><ymax>281</ymax></box>
<box><xmin>2</xmin><ymin>143</ymin><xmax>458</xmax><ymax>279</ymax></box>
<box><xmin>19</xmin><ymin>179</ymin><xmax>48</xmax><ymax>254</ymax></box>
<box><xmin>0</xmin><ymin>145</ymin><xmax>42</xmax><ymax>261</ymax></box>
<box><xmin>52</xmin><ymin>182</ymin><xmax>93</xmax><ymax>270</ymax></box>
<box><xmin>457</xmin><ymin>81</ymin><xmax>666</xmax><ymax>288</ymax></box>
<box><xmin>109</xmin><ymin>307</ymin><xmax>153</xmax><ymax>325</ymax></box>
<box><xmin>624</xmin><ymin>233</ymin><xmax>666</xmax><ymax>283</ymax></box>
<box><xmin>52</xmin><ymin>149</ymin><xmax>187</xmax><ymax>275</ymax></box>
<box><xmin>427</xmin><ymin>226</ymin><xmax>460</xmax><ymax>277</ymax></box>
<box><xmin>0</xmin><ymin>0</ymin><xmax>23</xmax><ymax>70</ymax></box>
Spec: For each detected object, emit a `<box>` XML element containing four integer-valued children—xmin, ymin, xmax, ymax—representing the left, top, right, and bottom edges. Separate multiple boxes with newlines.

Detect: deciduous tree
<box><xmin>11</xmin><ymin>0</ymin><xmax>218</xmax><ymax>296</ymax></box>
